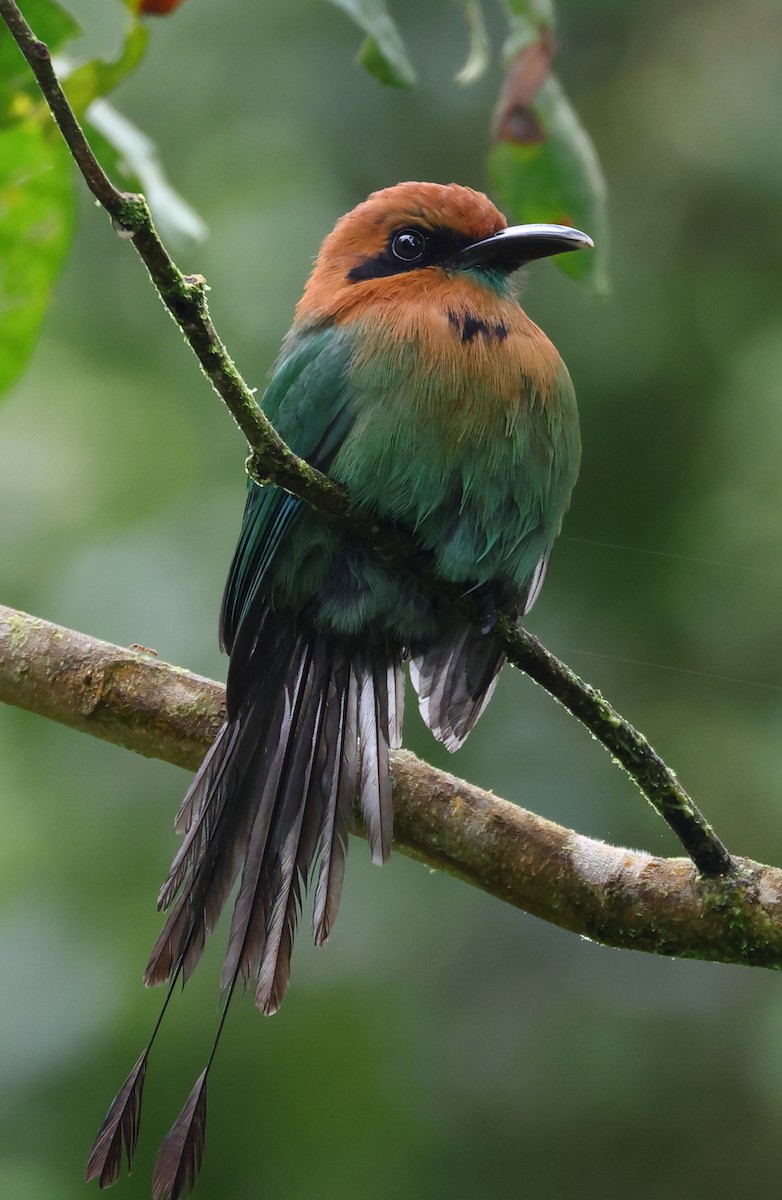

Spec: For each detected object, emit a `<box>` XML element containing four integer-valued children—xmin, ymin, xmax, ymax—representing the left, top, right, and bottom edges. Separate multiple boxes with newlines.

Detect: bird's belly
<box><xmin>267</xmin><ymin>438</ymin><xmax>568</xmax><ymax>641</ymax></box>
<box><xmin>333</xmin><ymin>398</ymin><xmax>574</xmax><ymax>594</ymax></box>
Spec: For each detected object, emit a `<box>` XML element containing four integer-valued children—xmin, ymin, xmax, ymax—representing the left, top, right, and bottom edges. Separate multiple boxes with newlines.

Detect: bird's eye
<box><xmin>391</xmin><ymin>229</ymin><xmax>427</xmax><ymax>263</ymax></box>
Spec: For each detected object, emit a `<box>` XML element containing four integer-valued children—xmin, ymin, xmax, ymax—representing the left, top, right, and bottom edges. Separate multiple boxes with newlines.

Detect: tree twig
<box><xmin>0</xmin><ymin>604</ymin><xmax>776</xmax><ymax>967</ymax></box>
<box><xmin>0</xmin><ymin>0</ymin><xmax>734</xmax><ymax>877</ymax></box>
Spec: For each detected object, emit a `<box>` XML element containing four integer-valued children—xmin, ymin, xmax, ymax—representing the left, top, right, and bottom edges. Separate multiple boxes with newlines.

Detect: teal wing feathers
<box><xmin>220</xmin><ymin>327</ymin><xmax>356</xmax><ymax>659</ymax></box>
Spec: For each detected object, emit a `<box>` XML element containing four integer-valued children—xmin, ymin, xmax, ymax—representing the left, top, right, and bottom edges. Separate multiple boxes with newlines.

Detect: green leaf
<box><xmin>85</xmin><ymin>101</ymin><xmax>207</xmax><ymax>246</ymax></box>
<box><xmin>0</xmin><ymin>0</ymin><xmax>80</xmax><ymax>125</ymax></box>
<box><xmin>0</xmin><ymin>122</ymin><xmax>76</xmax><ymax>399</ymax></box>
<box><xmin>0</xmin><ymin>0</ymin><xmax>79</xmax><ymax>70</ymax></box>
<box><xmin>62</xmin><ymin>22</ymin><xmax>149</xmax><ymax>115</ymax></box>
<box><xmin>455</xmin><ymin>0</ymin><xmax>490</xmax><ymax>86</ymax></box>
<box><xmin>489</xmin><ymin>15</ymin><xmax>609</xmax><ymax>294</ymax></box>
<box><xmin>327</xmin><ymin>0</ymin><xmax>416</xmax><ymax>88</ymax></box>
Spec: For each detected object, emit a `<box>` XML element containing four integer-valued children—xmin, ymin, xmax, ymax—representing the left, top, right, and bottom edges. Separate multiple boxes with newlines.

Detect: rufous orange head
<box><xmin>295</xmin><ymin>181</ymin><xmax>592</xmax><ymax>325</ymax></box>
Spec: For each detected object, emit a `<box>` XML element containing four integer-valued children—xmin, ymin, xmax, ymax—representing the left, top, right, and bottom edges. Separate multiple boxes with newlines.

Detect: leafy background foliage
<box><xmin>0</xmin><ymin>0</ymin><xmax>606</xmax><ymax>402</ymax></box>
<box><xmin>2</xmin><ymin>0</ymin><xmax>782</xmax><ymax>1197</ymax></box>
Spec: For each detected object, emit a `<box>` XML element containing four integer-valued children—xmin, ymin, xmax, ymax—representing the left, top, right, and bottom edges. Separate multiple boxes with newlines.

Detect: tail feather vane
<box><xmin>411</xmin><ymin>622</ymin><xmax>505</xmax><ymax>752</ymax></box>
<box><xmin>256</xmin><ymin>661</ymin><xmax>330</xmax><ymax>1013</ymax></box>
<box><xmin>312</xmin><ymin>663</ymin><xmax>358</xmax><ymax>945</ymax></box>
<box><xmin>218</xmin><ymin>638</ymin><xmax>312</xmax><ymax>994</ymax></box>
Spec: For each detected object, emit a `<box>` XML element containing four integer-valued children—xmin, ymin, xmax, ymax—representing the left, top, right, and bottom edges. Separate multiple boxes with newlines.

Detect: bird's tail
<box><xmin>410</xmin><ymin>560</ymin><xmax>546</xmax><ymax>752</ymax></box>
<box><xmin>86</xmin><ymin>614</ymin><xmax>402</xmax><ymax>1198</ymax></box>
<box><xmin>410</xmin><ymin>622</ymin><xmax>505</xmax><ymax>752</ymax></box>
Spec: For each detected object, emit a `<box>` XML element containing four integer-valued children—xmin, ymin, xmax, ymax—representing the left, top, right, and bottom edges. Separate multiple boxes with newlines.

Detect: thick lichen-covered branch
<box><xmin>1</xmin><ymin>604</ymin><xmax>777</xmax><ymax>968</ymax></box>
<box><xmin>0</xmin><ymin>0</ymin><xmax>733</xmax><ymax>876</ymax></box>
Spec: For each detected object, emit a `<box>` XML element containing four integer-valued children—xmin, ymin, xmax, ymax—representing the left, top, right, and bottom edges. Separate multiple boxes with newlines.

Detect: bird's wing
<box><xmin>219</xmin><ymin>326</ymin><xmax>356</xmax><ymax>657</ymax></box>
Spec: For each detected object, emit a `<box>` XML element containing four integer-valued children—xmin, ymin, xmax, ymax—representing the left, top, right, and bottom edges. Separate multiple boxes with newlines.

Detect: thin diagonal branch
<box><xmin>0</xmin><ymin>0</ymin><xmax>733</xmax><ymax>876</ymax></box>
<box><xmin>0</xmin><ymin>604</ymin><xmax>776</xmax><ymax>967</ymax></box>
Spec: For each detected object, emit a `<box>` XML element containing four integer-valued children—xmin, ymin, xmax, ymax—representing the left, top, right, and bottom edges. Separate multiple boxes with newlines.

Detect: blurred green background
<box><xmin>3</xmin><ymin>0</ymin><xmax>782</xmax><ymax>1196</ymax></box>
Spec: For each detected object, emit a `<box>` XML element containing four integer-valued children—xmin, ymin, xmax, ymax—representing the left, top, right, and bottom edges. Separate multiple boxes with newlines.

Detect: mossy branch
<box><xmin>0</xmin><ymin>0</ymin><xmax>734</xmax><ymax>877</ymax></box>
<box><xmin>1</xmin><ymin>604</ymin><xmax>778</xmax><ymax>968</ymax></box>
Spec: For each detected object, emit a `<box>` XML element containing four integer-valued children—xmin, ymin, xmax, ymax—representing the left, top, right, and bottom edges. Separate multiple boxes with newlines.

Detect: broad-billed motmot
<box><xmin>87</xmin><ymin>181</ymin><xmax>592</xmax><ymax>1199</ymax></box>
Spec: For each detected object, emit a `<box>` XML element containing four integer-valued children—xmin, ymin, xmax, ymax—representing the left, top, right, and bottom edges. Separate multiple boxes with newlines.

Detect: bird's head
<box><xmin>295</xmin><ymin>181</ymin><xmax>592</xmax><ymax>325</ymax></box>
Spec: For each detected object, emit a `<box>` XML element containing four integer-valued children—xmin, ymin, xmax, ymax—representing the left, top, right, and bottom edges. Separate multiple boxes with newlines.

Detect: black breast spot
<box><xmin>448</xmin><ymin>312</ymin><xmax>510</xmax><ymax>345</ymax></box>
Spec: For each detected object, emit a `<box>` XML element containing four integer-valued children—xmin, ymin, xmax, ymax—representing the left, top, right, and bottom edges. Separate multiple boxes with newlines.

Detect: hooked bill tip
<box><xmin>459</xmin><ymin>222</ymin><xmax>594</xmax><ymax>271</ymax></box>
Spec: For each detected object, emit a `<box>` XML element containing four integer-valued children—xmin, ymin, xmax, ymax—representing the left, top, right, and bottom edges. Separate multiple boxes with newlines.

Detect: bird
<box><xmin>86</xmin><ymin>181</ymin><xmax>591</xmax><ymax>1199</ymax></box>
